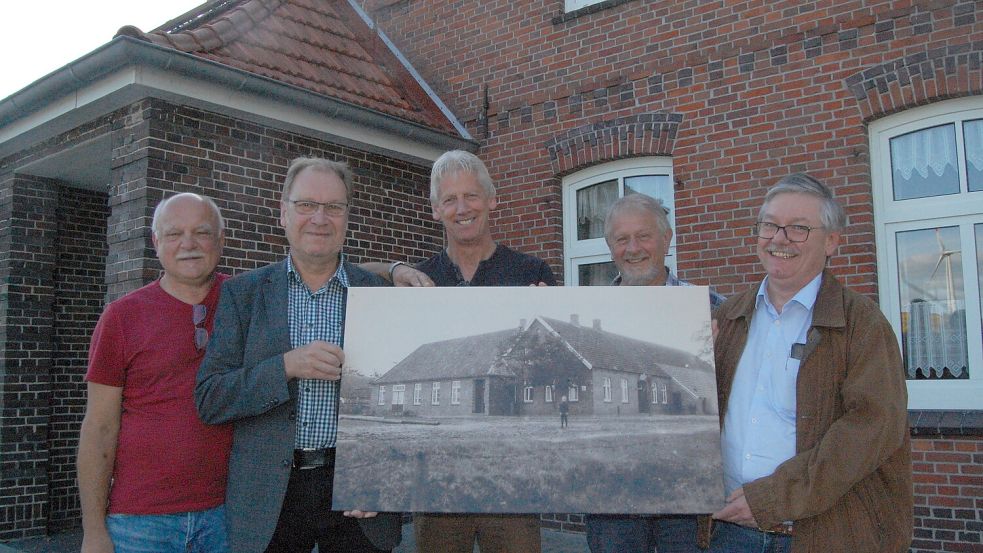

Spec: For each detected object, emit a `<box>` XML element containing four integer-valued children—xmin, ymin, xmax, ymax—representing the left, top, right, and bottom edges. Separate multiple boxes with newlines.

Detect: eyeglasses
<box><xmin>193</xmin><ymin>304</ymin><xmax>209</xmax><ymax>351</ymax></box>
<box><xmin>288</xmin><ymin>200</ymin><xmax>349</xmax><ymax>217</ymax></box>
<box><xmin>753</xmin><ymin>222</ymin><xmax>823</xmax><ymax>243</ymax></box>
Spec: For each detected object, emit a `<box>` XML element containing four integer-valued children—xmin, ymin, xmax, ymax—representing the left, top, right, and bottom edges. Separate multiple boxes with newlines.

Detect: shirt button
<box><xmin>757</xmin><ymin>385</ymin><xmax>764</xmax><ymax>391</ymax></box>
<box><xmin>282</xmin><ymin>459</ymin><xmax>291</xmax><ymax>467</ymax></box>
<box><xmin>751</xmin><ymin>417</ymin><xmax>758</xmax><ymax>424</ymax></box>
<box><xmin>774</xmin><ymin>320</ymin><xmax>780</xmax><ymax>326</ymax></box>
<box><xmin>745</xmin><ymin>454</ymin><xmax>752</xmax><ymax>460</ymax></box>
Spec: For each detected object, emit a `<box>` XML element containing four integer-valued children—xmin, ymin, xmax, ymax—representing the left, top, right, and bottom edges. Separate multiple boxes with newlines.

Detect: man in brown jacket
<box><xmin>708</xmin><ymin>173</ymin><xmax>912</xmax><ymax>552</ymax></box>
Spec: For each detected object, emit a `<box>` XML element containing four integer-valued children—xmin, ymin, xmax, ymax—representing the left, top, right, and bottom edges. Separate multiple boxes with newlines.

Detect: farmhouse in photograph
<box><xmin>369</xmin><ymin>315</ymin><xmax>716</xmax><ymax>418</ymax></box>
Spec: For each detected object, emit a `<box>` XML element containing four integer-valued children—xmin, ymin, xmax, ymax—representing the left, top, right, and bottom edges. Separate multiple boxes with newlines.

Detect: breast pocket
<box><xmin>768</xmin><ymin>357</ymin><xmax>800</xmax><ymax>421</ymax></box>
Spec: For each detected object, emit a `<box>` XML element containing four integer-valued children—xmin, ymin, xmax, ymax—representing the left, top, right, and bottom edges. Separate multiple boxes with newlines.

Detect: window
<box><xmin>621</xmin><ymin>378</ymin><xmax>630</xmax><ymax>403</ymax></box>
<box><xmin>651</xmin><ymin>382</ymin><xmax>658</xmax><ymax>404</ymax></box>
<box><xmin>870</xmin><ymin>97</ymin><xmax>983</xmax><ymax>409</ymax></box>
<box><xmin>378</xmin><ymin>386</ymin><xmax>385</xmax><ymax>405</ymax></box>
<box><xmin>569</xmin><ymin>385</ymin><xmax>579</xmax><ymax>402</ymax></box>
<box><xmin>564</xmin><ymin>0</ymin><xmax>605</xmax><ymax>12</ymax></box>
<box><xmin>603</xmin><ymin>377</ymin><xmax>612</xmax><ymax>402</ymax></box>
<box><xmin>392</xmin><ymin>384</ymin><xmax>405</xmax><ymax>406</ymax></box>
<box><xmin>545</xmin><ymin>385</ymin><xmax>554</xmax><ymax>403</ymax></box>
<box><xmin>431</xmin><ymin>382</ymin><xmax>440</xmax><ymax>405</ymax></box>
<box><xmin>413</xmin><ymin>383</ymin><xmax>422</xmax><ymax>405</ymax></box>
<box><xmin>563</xmin><ymin>158</ymin><xmax>676</xmax><ymax>285</ymax></box>
<box><xmin>524</xmin><ymin>383</ymin><xmax>534</xmax><ymax>403</ymax></box>
<box><xmin>452</xmin><ymin>381</ymin><xmax>461</xmax><ymax>405</ymax></box>
<box><xmin>660</xmin><ymin>383</ymin><xmax>668</xmax><ymax>404</ymax></box>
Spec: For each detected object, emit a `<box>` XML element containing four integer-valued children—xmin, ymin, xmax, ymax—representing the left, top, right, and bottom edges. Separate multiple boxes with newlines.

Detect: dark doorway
<box><xmin>473</xmin><ymin>379</ymin><xmax>485</xmax><ymax>414</ymax></box>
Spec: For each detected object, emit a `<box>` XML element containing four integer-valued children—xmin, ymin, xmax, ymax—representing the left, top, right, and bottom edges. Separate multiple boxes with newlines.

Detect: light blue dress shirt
<box><xmin>721</xmin><ymin>272</ymin><xmax>823</xmax><ymax>496</ymax></box>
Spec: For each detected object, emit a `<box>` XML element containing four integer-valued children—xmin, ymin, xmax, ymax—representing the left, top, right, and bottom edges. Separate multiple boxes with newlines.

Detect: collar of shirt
<box><xmin>755</xmin><ymin>271</ymin><xmax>823</xmax><ymax>317</ymax></box>
<box><xmin>285</xmin><ymin>252</ymin><xmax>350</xmax><ymax>292</ymax></box>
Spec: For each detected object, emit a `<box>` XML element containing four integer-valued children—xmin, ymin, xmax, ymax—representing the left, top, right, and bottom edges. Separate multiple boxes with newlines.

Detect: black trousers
<box><xmin>265</xmin><ymin>459</ymin><xmax>389</xmax><ymax>553</ymax></box>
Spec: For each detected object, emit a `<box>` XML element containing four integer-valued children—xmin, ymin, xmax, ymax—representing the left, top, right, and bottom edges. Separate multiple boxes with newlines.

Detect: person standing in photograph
<box><xmin>78</xmin><ymin>193</ymin><xmax>231</xmax><ymax>553</ymax></box>
<box><xmin>559</xmin><ymin>396</ymin><xmax>569</xmax><ymax>429</ymax></box>
<box><xmin>367</xmin><ymin>149</ymin><xmax>555</xmax><ymax>553</ymax></box>
<box><xmin>195</xmin><ymin>157</ymin><xmax>401</xmax><ymax>553</ymax></box>
<box><xmin>581</xmin><ymin>192</ymin><xmax>725</xmax><ymax>553</ymax></box>
<box><xmin>709</xmin><ymin>173</ymin><xmax>912</xmax><ymax>552</ymax></box>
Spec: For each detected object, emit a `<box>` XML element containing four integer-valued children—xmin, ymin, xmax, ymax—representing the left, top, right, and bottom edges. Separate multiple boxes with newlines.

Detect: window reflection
<box><xmin>576</xmin><ymin>179</ymin><xmax>617</xmax><ymax>240</ymax></box>
<box><xmin>966</xmin><ymin>119</ymin><xmax>983</xmax><ymax>193</ymax></box>
<box><xmin>890</xmin><ymin>124</ymin><xmax>960</xmax><ymax>200</ymax></box>
<box><xmin>896</xmin><ymin>227</ymin><xmax>969</xmax><ymax>379</ymax></box>
<box><xmin>578</xmin><ymin>261</ymin><xmax>618</xmax><ymax>286</ymax></box>
<box><xmin>625</xmin><ymin>175</ymin><xmax>672</xmax><ymax>207</ymax></box>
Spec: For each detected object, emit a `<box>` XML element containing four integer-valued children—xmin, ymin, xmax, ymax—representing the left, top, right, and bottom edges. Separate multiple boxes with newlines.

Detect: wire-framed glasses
<box><xmin>753</xmin><ymin>221</ymin><xmax>822</xmax><ymax>243</ymax></box>
<box><xmin>193</xmin><ymin>304</ymin><xmax>209</xmax><ymax>351</ymax></box>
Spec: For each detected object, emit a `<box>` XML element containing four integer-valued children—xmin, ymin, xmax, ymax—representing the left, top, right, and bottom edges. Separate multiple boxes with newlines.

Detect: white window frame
<box><xmin>569</xmin><ymin>385</ymin><xmax>579</xmax><ymax>402</ymax></box>
<box><xmin>523</xmin><ymin>383</ymin><xmax>534</xmax><ymax>403</ymax></box>
<box><xmin>378</xmin><ymin>385</ymin><xmax>385</xmax><ymax>405</ymax></box>
<box><xmin>602</xmin><ymin>377</ymin><xmax>612</xmax><ymax>402</ymax></box>
<box><xmin>660</xmin><ymin>383</ymin><xmax>668</xmax><ymax>404</ymax></box>
<box><xmin>413</xmin><ymin>383</ymin><xmax>422</xmax><ymax>405</ymax></box>
<box><xmin>621</xmin><ymin>378</ymin><xmax>630</xmax><ymax>403</ymax></box>
<box><xmin>870</xmin><ymin>96</ymin><xmax>983</xmax><ymax>409</ymax></box>
<box><xmin>431</xmin><ymin>382</ymin><xmax>440</xmax><ymax>405</ymax></box>
<box><xmin>392</xmin><ymin>384</ymin><xmax>405</xmax><ymax>406</ymax></box>
<box><xmin>451</xmin><ymin>381</ymin><xmax>461</xmax><ymax>405</ymax></box>
<box><xmin>545</xmin><ymin>385</ymin><xmax>554</xmax><ymax>403</ymax></box>
<box><xmin>564</xmin><ymin>0</ymin><xmax>605</xmax><ymax>12</ymax></box>
<box><xmin>651</xmin><ymin>382</ymin><xmax>659</xmax><ymax>404</ymax></box>
<box><xmin>562</xmin><ymin>157</ymin><xmax>676</xmax><ymax>286</ymax></box>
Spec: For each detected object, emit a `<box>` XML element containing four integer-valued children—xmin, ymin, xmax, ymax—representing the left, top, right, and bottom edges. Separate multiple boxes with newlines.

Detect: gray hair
<box><xmin>152</xmin><ymin>193</ymin><xmax>224</xmax><ymax>237</ymax></box>
<box><xmin>603</xmin><ymin>193</ymin><xmax>671</xmax><ymax>242</ymax></box>
<box><xmin>283</xmin><ymin>157</ymin><xmax>353</xmax><ymax>202</ymax></box>
<box><xmin>430</xmin><ymin>150</ymin><xmax>495</xmax><ymax>202</ymax></box>
<box><xmin>760</xmin><ymin>173</ymin><xmax>847</xmax><ymax>233</ymax></box>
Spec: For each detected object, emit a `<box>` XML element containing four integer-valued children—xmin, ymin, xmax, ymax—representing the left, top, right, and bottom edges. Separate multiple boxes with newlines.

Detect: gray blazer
<box><xmin>195</xmin><ymin>259</ymin><xmax>401</xmax><ymax>553</ymax></box>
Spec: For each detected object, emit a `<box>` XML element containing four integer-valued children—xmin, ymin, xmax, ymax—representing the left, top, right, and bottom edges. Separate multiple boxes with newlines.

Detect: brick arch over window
<box><xmin>846</xmin><ymin>44</ymin><xmax>983</xmax><ymax>121</ymax></box>
<box><xmin>545</xmin><ymin>113</ymin><xmax>682</xmax><ymax>177</ymax></box>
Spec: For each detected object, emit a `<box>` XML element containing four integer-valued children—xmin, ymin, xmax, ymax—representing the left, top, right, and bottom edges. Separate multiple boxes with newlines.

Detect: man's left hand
<box><xmin>392</xmin><ymin>264</ymin><xmax>434</xmax><ymax>287</ymax></box>
<box><xmin>343</xmin><ymin>510</ymin><xmax>378</xmax><ymax>518</ymax></box>
<box><xmin>712</xmin><ymin>487</ymin><xmax>758</xmax><ymax>527</ymax></box>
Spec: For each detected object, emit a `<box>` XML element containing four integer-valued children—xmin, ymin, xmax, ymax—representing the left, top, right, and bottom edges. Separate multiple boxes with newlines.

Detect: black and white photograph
<box><xmin>333</xmin><ymin>286</ymin><xmax>722</xmax><ymax>514</ymax></box>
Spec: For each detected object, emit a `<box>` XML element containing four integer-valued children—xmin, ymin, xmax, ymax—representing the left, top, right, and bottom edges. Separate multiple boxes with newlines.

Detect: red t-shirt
<box><xmin>86</xmin><ymin>275</ymin><xmax>232</xmax><ymax>514</ymax></box>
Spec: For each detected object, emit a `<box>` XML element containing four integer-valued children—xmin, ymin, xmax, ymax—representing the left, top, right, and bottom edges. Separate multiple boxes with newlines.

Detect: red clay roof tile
<box><xmin>130</xmin><ymin>0</ymin><xmax>456</xmax><ymax>134</ymax></box>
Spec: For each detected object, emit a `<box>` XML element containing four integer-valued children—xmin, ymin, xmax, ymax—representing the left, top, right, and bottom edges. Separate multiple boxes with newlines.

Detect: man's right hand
<box><xmin>392</xmin><ymin>263</ymin><xmax>434</xmax><ymax>287</ymax></box>
<box><xmin>81</xmin><ymin>527</ymin><xmax>114</xmax><ymax>553</ymax></box>
<box><xmin>284</xmin><ymin>341</ymin><xmax>344</xmax><ymax>380</ymax></box>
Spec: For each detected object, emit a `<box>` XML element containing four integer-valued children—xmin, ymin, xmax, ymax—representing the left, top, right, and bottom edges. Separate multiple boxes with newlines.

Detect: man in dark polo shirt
<box><xmin>366</xmin><ymin>150</ymin><xmax>554</xmax><ymax>552</ymax></box>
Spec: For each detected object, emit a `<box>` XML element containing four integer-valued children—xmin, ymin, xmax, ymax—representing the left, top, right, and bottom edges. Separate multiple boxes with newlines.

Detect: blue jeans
<box><xmin>106</xmin><ymin>504</ymin><xmax>229</xmax><ymax>553</ymax></box>
<box><xmin>707</xmin><ymin>521</ymin><xmax>792</xmax><ymax>553</ymax></box>
<box><xmin>585</xmin><ymin>514</ymin><xmax>700</xmax><ymax>553</ymax></box>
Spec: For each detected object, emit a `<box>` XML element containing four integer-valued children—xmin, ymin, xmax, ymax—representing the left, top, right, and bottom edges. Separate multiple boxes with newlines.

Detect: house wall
<box><xmin>368</xmin><ymin>1</ymin><xmax>983</xmax><ymax>548</ymax></box>
<box><xmin>372</xmin><ymin>379</ymin><xmax>480</xmax><ymax>418</ymax></box>
<box><xmin>0</xmin><ymin>97</ymin><xmax>443</xmax><ymax>540</ymax></box>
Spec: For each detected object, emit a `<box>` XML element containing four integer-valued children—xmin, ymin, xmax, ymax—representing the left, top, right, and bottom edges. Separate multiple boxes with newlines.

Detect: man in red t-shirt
<box><xmin>78</xmin><ymin>193</ymin><xmax>233</xmax><ymax>553</ymax></box>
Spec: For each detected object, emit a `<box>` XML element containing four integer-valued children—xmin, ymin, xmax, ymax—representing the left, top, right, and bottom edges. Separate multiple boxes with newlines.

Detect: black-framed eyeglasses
<box><xmin>193</xmin><ymin>304</ymin><xmax>209</xmax><ymax>351</ymax></box>
<box><xmin>288</xmin><ymin>200</ymin><xmax>348</xmax><ymax>217</ymax></box>
<box><xmin>754</xmin><ymin>222</ymin><xmax>823</xmax><ymax>243</ymax></box>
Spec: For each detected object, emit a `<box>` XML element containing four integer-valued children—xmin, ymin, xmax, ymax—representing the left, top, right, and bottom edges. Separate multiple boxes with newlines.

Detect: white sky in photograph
<box><xmin>1</xmin><ymin>1</ymin><xmax>204</xmax><ymax>101</ymax></box>
<box><xmin>345</xmin><ymin>286</ymin><xmax>713</xmax><ymax>378</ymax></box>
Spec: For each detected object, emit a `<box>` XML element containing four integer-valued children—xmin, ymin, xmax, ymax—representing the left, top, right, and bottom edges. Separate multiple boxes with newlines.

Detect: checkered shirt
<box><xmin>286</xmin><ymin>254</ymin><xmax>350</xmax><ymax>449</ymax></box>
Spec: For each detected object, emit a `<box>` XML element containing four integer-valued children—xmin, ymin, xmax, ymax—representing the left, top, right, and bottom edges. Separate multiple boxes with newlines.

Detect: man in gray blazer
<box><xmin>196</xmin><ymin>157</ymin><xmax>401</xmax><ymax>553</ymax></box>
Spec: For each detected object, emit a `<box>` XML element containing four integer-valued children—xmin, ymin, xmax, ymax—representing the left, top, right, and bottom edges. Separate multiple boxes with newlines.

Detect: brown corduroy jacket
<box><xmin>708</xmin><ymin>271</ymin><xmax>913</xmax><ymax>553</ymax></box>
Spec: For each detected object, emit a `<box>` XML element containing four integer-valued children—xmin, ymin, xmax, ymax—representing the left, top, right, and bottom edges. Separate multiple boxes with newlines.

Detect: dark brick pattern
<box><xmin>0</xmin><ymin>175</ymin><xmax>58</xmax><ymax>540</ymax></box>
<box><xmin>47</xmin><ymin>187</ymin><xmax>109</xmax><ymax>531</ymax></box>
<box><xmin>0</xmin><ymin>96</ymin><xmax>443</xmax><ymax>540</ymax></box>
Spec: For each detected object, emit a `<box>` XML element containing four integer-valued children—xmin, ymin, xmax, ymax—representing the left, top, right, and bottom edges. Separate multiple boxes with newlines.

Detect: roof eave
<box><xmin>0</xmin><ymin>36</ymin><xmax>476</xmax><ymax>160</ymax></box>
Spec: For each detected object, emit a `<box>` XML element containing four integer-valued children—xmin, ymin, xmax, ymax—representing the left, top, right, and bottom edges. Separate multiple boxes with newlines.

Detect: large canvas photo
<box><xmin>333</xmin><ymin>286</ymin><xmax>723</xmax><ymax>514</ymax></box>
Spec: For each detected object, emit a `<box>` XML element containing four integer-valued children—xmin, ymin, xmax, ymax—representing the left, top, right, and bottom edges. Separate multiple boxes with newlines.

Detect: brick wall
<box><xmin>47</xmin><ymin>187</ymin><xmax>109</xmax><ymax>530</ymax></box>
<box><xmin>0</xmin><ymin>96</ymin><xmax>444</xmax><ymax>539</ymax></box>
<box><xmin>365</xmin><ymin>0</ymin><xmax>983</xmax><ymax>549</ymax></box>
<box><xmin>0</xmin><ymin>175</ymin><xmax>58</xmax><ymax>540</ymax></box>
<box><xmin>368</xmin><ymin>0</ymin><xmax>983</xmax><ymax>295</ymax></box>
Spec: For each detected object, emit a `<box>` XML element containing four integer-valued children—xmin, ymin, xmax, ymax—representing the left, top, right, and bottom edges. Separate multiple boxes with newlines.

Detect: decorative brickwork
<box><xmin>0</xmin><ymin>175</ymin><xmax>58</xmax><ymax>540</ymax></box>
<box><xmin>47</xmin><ymin>187</ymin><xmax>109</xmax><ymax>531</ymax></box>
<box><xmin>546</xmin><ymin>113</ymin><xmax>683</xmax><ymax>177</ymax></box>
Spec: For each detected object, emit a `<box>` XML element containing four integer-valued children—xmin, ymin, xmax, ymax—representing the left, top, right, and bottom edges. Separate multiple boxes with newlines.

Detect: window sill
<box><xmin>553</xmin><ymin>0</ymin><xmax>636</xmax><ymax>25</ymax></box>
<box><xmin>909</xmin><ymin>409</ymin><xmax>983</xmax><ymax>437</ymax></box>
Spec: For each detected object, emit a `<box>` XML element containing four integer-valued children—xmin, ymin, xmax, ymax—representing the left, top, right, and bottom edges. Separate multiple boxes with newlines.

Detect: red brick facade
<box><xmin>363</xmin><ymin>1</ymin><xmax>983</xmax><ymax>550</ymax></box>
